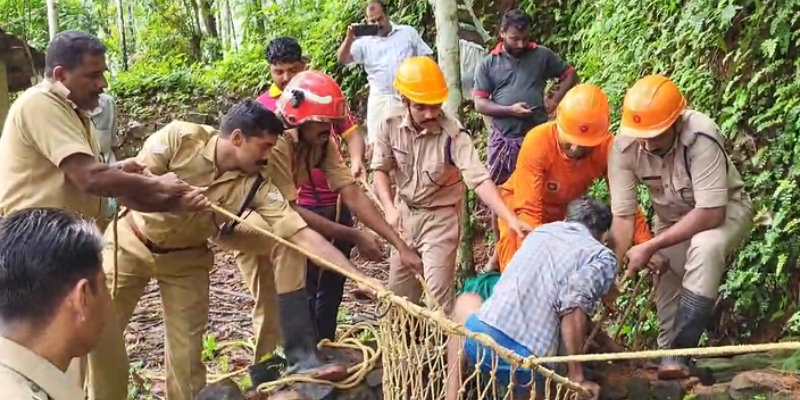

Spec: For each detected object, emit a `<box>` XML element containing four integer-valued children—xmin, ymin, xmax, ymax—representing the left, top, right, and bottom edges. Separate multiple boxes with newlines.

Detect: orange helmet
<box><xmin>393</xmin><ymin>57</ymin><xmax>449</xmax><ymax>105</ymax></box>
<box><xmin>619</xmin><ymin>74</ymin><xmax>687</xmax><ymax>138</ymax></box>
<box><xmin>555</xmin><ymin>84</ymin><xmax>611</xmax><ymax>147</ymax></box>
<box><xmin>276</xmin><ymin>70</ymin><xmax>346</xmax><ymax>126</ymax></box>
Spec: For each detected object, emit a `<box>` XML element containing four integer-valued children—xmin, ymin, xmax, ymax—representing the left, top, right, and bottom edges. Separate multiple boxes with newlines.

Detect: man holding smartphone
<box><xmin>336</xmin><ymin>0</ymin><xmax>433</xmax><ymax>149</ymax></box>
<box><xmin>472</xmin><ymin>9</ymin><xmax>578</xmax><ymax>271</ymax></box>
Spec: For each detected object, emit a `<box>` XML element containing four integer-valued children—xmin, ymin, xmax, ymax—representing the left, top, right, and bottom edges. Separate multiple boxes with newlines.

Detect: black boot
<box><xmin>278</xmin><ymin>289</ymin><xmax>347</xmax><ymax>399</ymax></box>
<box><xmin>658</xmin><ymin>289</ymin><xmax>715</xmax><ymax>381</ymax></box>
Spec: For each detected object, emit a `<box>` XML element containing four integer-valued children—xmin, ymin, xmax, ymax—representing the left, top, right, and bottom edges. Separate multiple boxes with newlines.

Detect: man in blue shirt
<box><xmin>446</xmin><ymin>198</ymin><xmax>615</xmax><ymax>400</ymax></box>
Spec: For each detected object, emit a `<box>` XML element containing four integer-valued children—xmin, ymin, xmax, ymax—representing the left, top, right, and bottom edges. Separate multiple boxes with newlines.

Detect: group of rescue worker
<box><xmin>0</xmin><ymin>5</ymin><xmax>754</xmax><ymax>400</ymax></box>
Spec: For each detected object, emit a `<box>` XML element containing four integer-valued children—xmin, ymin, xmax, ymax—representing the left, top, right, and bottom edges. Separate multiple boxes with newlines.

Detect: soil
<box><xmin>126</xmin><ymin>242</ymin><xmax>391</xmax><ymax>399</ymax></box>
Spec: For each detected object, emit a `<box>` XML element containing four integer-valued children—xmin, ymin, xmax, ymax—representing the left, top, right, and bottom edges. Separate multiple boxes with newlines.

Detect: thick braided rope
<box><xmin>207</xmin><ymin>203</ymin><xmax>590</xmax><ymax>397</ymax></box>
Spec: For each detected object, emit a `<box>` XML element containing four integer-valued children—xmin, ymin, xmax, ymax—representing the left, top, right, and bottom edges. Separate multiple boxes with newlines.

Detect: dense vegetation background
<box><xmin>3</xmin><ymin>0</ymin><xmax>799</xmax><ymax>347</ymax></box>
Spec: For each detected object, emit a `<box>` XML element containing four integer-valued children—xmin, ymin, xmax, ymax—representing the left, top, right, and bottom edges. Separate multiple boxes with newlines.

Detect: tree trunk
<box><xmin>431</xmin><ymin>0</ymin><xmax>473</xmax><ymax>273</ymax></box>
<box><xmin>116</xmin><ymin>0</ymin><xmax>129</xmax><ymax>70</ymax></box>
<box><xmin>431</xmin><ymin>0</ymin><xmax>462</xmax><ymax>115</ymax></box>
<box><xmin>46</xmin><ymin>0</ymin><xmax>59</xmax><ymax>39</ymax></box>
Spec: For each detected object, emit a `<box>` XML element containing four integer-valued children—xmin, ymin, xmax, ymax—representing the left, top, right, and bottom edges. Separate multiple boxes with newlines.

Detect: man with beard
<box><xmin>254</xmin><ymin>37</ymin><xmax>370</xmax><ymax>345</ymax></box>
<box><xmin>473</xmin><ymin>9</ymin><xmax>578</xmax><ymax>271</ymax></box>
<box><xmin>221</xmin><ymin>71</ymin><xmax>423</xmax><ymax>397</ymax></box>
<box><xmin>336</xmin><ymin>0</ymin><xmax>433</xmax><ymax>149</ymax></box>
<box><xmin>608</xmin><ymin>74</ymin><xmax>753</xmax><ymax>380</ymax></box>
<box><xmin>371</xmin><ymin>56</ymin><xmax>530</xmax><ymax>314</ymax></box>
<box><xmin>0</xmin><ymin>31</ymin><xmax>201</xmax><ymax>223</ymax></box>
<box><xmin>496</xmin><ymin>84</ymin><xmax>656</xmax><ymax>272</ymax></box>
<box><xmin>86</xmin><ymin>99</ymin><xmax>384</xmax><ymax>400</ymax></box>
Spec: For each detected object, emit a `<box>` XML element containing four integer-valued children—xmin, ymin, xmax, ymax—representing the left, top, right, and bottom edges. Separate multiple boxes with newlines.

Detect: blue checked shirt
<box><xmin>476</xmin><ymin>221</ymin><xmax>617</xmax><ymax>358</ymax></box>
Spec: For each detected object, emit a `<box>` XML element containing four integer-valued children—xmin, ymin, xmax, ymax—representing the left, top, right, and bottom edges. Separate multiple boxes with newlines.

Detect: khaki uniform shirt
<box><xmin>370</xmin><ymin>107</ymin><xmax>490</xmax><ymax>208</ymax></box>
<box><xmin>609</xmin><ymin>109</ymin><xmax>750</xmax><ymax>231</ymax></box>
<box><xmin>0</xmin><ymin>80</ymin><xmax>106</xmax><ymax>220</ymax></box>
<box><xmin>265</xmin><ymin>129</ymin><xmax>357</xmax><ymax>202</ymax></box>
<box><xmin>0</xmin><ymin>336</ymin><xmax>85</xmax><ymax>400</ymax></box>
<box><xmin>132</xmin><ymin>121</ymin><xmax>308</xmax><ymax>249</ymax></box>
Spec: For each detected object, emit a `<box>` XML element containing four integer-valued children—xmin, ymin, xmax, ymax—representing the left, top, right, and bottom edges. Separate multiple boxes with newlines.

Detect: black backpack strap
<box><xmin>684</xmin><ymin>131</ymin><xmax>729</xmax><ymax>181</ymax></box>
<box><xmin>444</xmin><ymin>128</ymin><xmax>471</xmax><ymax>166</ymax></box>
<box><xmin>220</xmin><ymin>174</ymin><xmax>265</xmax><ymax>235</ymax></box>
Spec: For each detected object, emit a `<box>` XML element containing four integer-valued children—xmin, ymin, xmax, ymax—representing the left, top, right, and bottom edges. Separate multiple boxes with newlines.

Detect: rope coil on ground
<box><xmin>207</xmin><ymin>203</ymin><xmax>592</xmax><ymax>397</ymax></box>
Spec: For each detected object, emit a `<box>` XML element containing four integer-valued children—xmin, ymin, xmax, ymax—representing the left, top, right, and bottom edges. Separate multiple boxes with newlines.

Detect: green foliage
<box><xmin>520</xmin><ymin>0</ymin><xmax>800</xmax><ymax>341</ymax></box>
<box><xmin>6</xmin><ymin>0</ymin><xmax>800</xmax><ymax>343</ymax></box>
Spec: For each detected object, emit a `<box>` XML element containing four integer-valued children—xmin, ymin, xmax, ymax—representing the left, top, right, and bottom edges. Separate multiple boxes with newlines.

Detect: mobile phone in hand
<box><xmin>353</xmin><ymin>24</ymin><xmax>380</xmax><ymax>37</ymax></box>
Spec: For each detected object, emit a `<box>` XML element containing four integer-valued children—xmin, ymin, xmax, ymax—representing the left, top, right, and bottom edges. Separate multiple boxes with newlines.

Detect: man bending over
<box><xmin>447</xmin><ymin>198</ymin><xmax>616</xmax><ymax>400</ymax></box>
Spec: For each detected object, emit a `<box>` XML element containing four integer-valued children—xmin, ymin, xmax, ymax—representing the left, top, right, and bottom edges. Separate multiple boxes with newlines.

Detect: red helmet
<box><xmin>276</xmin><ymin>70</ymin><xmax>346</xmax><ymax>126</ymax></box>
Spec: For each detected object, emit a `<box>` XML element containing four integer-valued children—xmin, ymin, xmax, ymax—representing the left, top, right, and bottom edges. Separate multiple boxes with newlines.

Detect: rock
<box><xmin>651</xmin><ymin>380</ymin><xmax>684</xmax><ymax>400</ymax></box>
<box><xmin>185</xmin><ymin>111</ymin><xmax>211</xmax><ymax>124</ymax></box>
<box><xmin>728</xmin><ymin>370</ymin><xmax>798</xmax><ymax>400</ymax></box>
<box><xmin>124</xmin><ymin>121</ymin><xmax>152</xmax><ymax>139</ymax></box>
<box><xmin>697</xmin><ymin>353</ymin><xmax>779</xmax><ymax>383</ymax></box>
<box><xmin>195</xmin><ymin>379</ymin><xmax>246</xmax><ymax>400</ymax></box>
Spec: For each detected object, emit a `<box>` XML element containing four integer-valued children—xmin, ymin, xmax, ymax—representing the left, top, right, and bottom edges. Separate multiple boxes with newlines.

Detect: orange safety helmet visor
<box><xmin>393</xmin><ymin>56</ymin><xmax>449</xmax><ymax>105</ymax></box>
<box><xmin>555</xmin><ymin>83</ymin><xmax>611</xmax><ymax>147</ymax></box>
<box><xmin>619</xmin><ymin>74</ymin><xmax>687</xmax><ymax>139</ymax></box>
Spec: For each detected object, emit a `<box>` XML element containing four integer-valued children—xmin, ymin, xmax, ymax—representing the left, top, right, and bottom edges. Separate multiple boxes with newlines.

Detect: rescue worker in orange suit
<box><xmin>607</xmin><ymin>75</ymin><xmax>753</xmax><ymax>380</ymax></box>
<box><xmin>497</xmin><ymin>84</ymin><xmax>655</xmax><ymax>272</ymax></box>
<box><xmin>86</xmin><ymin>99</ymin><xmax>385</xmax><ymax>400</ymax></box>
<box><xmin>224</xmin><ymin>71</ymin><xmax>423</xmax><ymax>375</ymax></box>
<box><xmin>371</xmin><ymin>56</ymin><xmax>530</xmax><ymax>314</ymax></box>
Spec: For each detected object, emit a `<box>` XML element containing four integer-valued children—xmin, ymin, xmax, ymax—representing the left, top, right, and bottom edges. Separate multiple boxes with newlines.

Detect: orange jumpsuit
<box><xmin>497</xmin><ymin>122</ymin><xmax>653</xmax><ymax>272</ymax></box>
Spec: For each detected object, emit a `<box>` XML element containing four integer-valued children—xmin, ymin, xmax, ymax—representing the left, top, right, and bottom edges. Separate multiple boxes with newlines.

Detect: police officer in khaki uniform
<box><xmin>0</xmin><ymin>208</ymin><xmax>109</xmax><ymax>400</ymax></box>
<box><xmin>0</xmin><ymin>30</ymin><xmax>200</xmax><ymax>222</ymax></box>
<box><xmin>87</xmin><ymin>99</ymin><xmax>383</xmax><ymax>400</ymax></box>
<box><xmin>227</xmin><ymin>71</ymin><xmax>424</xmax><ymax>366</ymax></box>
<box><xmin>0</xmin><ymin>30</ymin><xmax>206</xmax><ymax>389</ymax></box>
<box><xmin>607</xmin><ymin>74</ymin><xmax>753</xmax><ymax>380</ymax></box>
<box><xmin>371</xmin><ymin>57</ymin><xmax>530</xmax><ymax>313</ymax></box>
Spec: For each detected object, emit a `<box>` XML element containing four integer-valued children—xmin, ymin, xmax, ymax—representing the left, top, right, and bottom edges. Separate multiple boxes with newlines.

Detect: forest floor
<box><xmin>124</xmin><ymin>235</ymin><xmax>493</xmax><ymax>399</ymax></box>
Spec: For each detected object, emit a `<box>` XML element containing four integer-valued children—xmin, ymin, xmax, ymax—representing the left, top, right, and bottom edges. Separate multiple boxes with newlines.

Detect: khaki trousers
<box><xmin>388</xmin><ymin>202</ymin><xmax>461</xmax><ymax>314</ymax></box>
<box><xmin>87</xmin><ymin>219</ymin><xmax>213</xmax><ymax>400</ymax></box>
<box><xmin>654</xmin><ymin>199</ymin><xmax>753</xmax><ymax>348</ymax></box>
<box><xmin>213</xmin><ymin>212</ymin><xmax>307</xmax><ymax>363</ymax></box>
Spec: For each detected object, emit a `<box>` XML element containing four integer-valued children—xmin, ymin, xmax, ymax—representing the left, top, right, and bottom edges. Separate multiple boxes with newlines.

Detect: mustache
<box><xmin>420</xmin><ymin>118</ymin><xmax>437</xmax><ymax>124</ymax></box>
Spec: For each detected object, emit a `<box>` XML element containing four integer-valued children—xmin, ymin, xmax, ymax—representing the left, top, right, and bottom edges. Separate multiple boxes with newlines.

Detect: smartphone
<box><xmin>353</xmin><ymin>24</ymin><xmax>380</xmax><ymax>37</ymax></box>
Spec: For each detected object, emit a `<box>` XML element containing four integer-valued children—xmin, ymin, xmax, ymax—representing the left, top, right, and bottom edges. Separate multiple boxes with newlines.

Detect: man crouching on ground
<box><xmin>446</xmin><ymin>198</ymin><xmax>615</xmax><ymax>400</ymax></box>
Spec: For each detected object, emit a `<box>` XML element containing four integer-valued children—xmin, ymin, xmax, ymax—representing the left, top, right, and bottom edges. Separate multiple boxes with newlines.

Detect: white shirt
<box><xmin>349</xmin><ymin>23</ymin><xmax>433</xmax><ymax>97</ymax></box>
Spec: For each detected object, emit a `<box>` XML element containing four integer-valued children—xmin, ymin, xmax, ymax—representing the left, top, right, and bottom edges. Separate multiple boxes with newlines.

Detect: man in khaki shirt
<box><xmin>0</xmin><ymin>208</ymin><xmax>109</xmax><ymax>400</ymax></box>
<box><xmin>607</xmin><ymin>75</ymin><xmax>753</xmax><ymax>380</ymax></box>
<box><xmin>86</xmin><ymin>100</ymin><xmax>383</xmax><ymax>400</ymax></box>
<box><xmin>0</xmin><ymin>30</ymin><xmax>207</xmax><ymax>389</ymax></box>
<box><xmin>372</xmin><ymin>57</ymin><xmax>529</xmax><ymax>313</ymax></box>
<box><xmin>228</xmin><ymin>71</ymin><xmax>424</xmax><ymax>368</ymax></box>
<box><xmin>0</xmin><ymin>30</ymin><xmax>203</xmax><ymax>224</ymax></box>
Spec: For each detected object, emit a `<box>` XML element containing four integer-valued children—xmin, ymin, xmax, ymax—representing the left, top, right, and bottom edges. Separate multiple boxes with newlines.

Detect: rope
<box><xmin>139</xmin><ymin>323</ymin><xmax>381</xmax><ymax>394</ymax></box>
<box><xmin>526</xmin><ymin>342</ymin><xmax>800</xmax><ymax>365</ymax></box>
<box><xmin>206</xmin><ymin>203</ymin><xmax>591</xmax><ymax>397</ymax></box>
<box><xmin>112</xmin><ymin>208</ymin><xmax>120</xmax><ymax>299</ymax></box>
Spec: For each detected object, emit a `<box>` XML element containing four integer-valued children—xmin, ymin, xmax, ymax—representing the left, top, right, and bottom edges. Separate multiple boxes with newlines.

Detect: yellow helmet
<box><xmin>393</xmin><ymin>57</ymin><xmax>449</xmax><ymax>104</ymax></box>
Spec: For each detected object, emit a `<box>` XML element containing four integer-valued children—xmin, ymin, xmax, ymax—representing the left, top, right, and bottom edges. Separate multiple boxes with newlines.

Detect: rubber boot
<box><xmin>278</xmin><ymin>289</ymin><xmax>347</xmax><ymax>400</ymax></box>
<box><xmin>658</xmin><ymin>289</ymin><xmax>715</xmax><ymax>381</ymax></box>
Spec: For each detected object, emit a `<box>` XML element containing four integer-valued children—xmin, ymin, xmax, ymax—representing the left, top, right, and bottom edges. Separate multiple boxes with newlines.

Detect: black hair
<box><xmin>500</xmin><ymin>9</ymin><xmax>532</xmax><ymax>32</ymax></box>
<box><xmin>366</xmin><ymin>0</ymin><xmax>387</xmax><ymax>13</ymax></box>
<box><xmin>565</xmin><ymin>197</ymin><xmax>613</xmax><ymax>239</ymax></box>
<box><xmin>44</xmin><ymin>30</ymin><xmax>107</xmax><ymax>78</ymax></box>
<box><xmin>219</xmin><ymin>99</ymin><xmax>285</xmax><ymax>138</ymax></box>
<box><xmin>0</xmin><ymin>208</ymin><xmax>103</xmax><ymax>325</ymax></box>
<box><xmin>265</xmin><ymin>37</ymin><xmax>304</xmax><ymax>66</ymax></box>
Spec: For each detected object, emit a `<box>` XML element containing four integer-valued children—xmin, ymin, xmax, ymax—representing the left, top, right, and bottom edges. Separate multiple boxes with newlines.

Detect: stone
<box><xmin>728</xmin><ymin>370</ymin><xmax>798</xmax><ymax>400</ymax></box>
<box><xmin>651</xmin><ymin>380</ymin><xmax>684</xmax><ymax>400</ymax></box>
<box><xmin>195</xmin><ymin>379</ymin><xmax>246</xmax><ymax>400</ymax></box>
